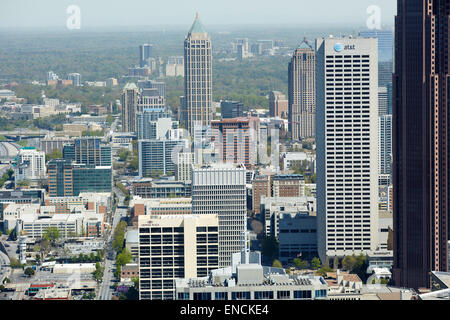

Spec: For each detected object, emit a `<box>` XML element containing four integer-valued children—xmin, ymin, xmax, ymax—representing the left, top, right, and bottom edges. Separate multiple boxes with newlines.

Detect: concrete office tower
<box><xmin>67</xmin><ymin>73</ymin><xmax>82</xmax><ymax>86</ymax></box>
<box><xmin>14</xmin><ymin>147</ymin><xmax>46</xmax><ymax>185</ymax></box>
<box><xmin>192</xmin><ymin>164</ymin><xmax>247</xmax><ymax>267</ymax></box>
<box><xmin>138</xmin><ymin>139</ymin><xmax>188</xmax><ymax>177</ymax></box>
<box><xmin>269</xmin><ymin>91</ymin><xmax>288</xmax><ymax>118</ymax></box>
<box><xmin>378</xmin><ymin>115</ymin><xmax>392</xmax><ymax>176</ymax></box>
<box><xmin>272</xmin><ymin>174</ymin><xmax>305</xmax><ymax>197</ymax></box>
<box><xmin>221</xmin><ymin>100</ymin><xmax>244</xmax><ymax>119</ymax></box>
<box><xmin>121</xmin><ymin>83</ymin><xmax>139</xmax><ymax>133</ymax></box>
<box><xmin>210</xmin><ymin>117</ymin><xmax>259</xmax><ymax>169</ymax></box>
<box><xmin>184</xmin><ymin>13</ymin><xmax>213</xmax><ymax>136</ymax></box>
<box><xmin>316</xmin><ymin>37</ymin><xmax>379</xmax><ymax>263</ymax></box>
<box><xmin>176</xmin><ymin>152</ymin><xmax>194</xmax><ymax>182</ymax></box>
<box><xmin>136</xmin><ymin>109</ymin><xmax>173</xmax><ymax>140</ymax></box>
<box><xmin>393</xmin><ymin>1</ymin><xmax>449</xmax><ymax>289</ymax></box>
<box><xmin>72</xmin><ymin>137</ymin><xmax>111</xmax><ymax>167</ymax></box>
<box><xmin>139</xmin><ymin>44</ymin><xmax>153</xmax><ymax>68</ymax></box>
<box><xmin>378</xmin><ymin>87</ymin><xmax>388</xmax><ymax>116</ymax></box>
<box><xmin>137</xmin><ymin>117</ymin><xmax>176</xmax><ymax>140</ymax></box>
<box><xmin>138</xmin><ymin>79</ymin><xmax>166</xmax><ymax>98</ymax></box>
<box><xmin>47</xmin><ymin>159</ymin><xmax>112</xmax><ymax>197</ymax></box>
<box><xmin>288</xmin><ymin>42</ymin><xmax>316</xmax><ymax>140</ymax></box>
<box><xmin>251</xmin><ymin>175</ymin><xmax>271</xmax><ymax>216</ymax></box>
<box><xmin>138</xmin><ymin>214</ymin><xmax>219</xmax><ymax>300</ymax></box>
<box><xmin>236</xmin><ymin>38</ymin><xmax>249</xmax><ymax>60</ymax></box>
<box><xmin>138</xmin><ymin>89</ymin><xmax>165</xmax><ymax>111</ymax></box>
<box><xmin>165</xmin><ymin>56</ymin><xmax>185</xmax><ymax>77</ymax></box>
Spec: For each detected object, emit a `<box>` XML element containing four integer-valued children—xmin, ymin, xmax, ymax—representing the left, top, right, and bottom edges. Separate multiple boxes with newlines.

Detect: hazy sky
<box><xmin>0</xmin><ymin>0</ymin><xmax>396</xmax><ymax>29</ymax></box>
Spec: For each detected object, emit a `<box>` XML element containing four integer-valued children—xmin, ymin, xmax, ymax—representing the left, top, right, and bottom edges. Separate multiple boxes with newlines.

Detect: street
<box><xmin>97</xmin><ymin>184</ymin><xmax>127</xmax><ymax>300</ymax></box>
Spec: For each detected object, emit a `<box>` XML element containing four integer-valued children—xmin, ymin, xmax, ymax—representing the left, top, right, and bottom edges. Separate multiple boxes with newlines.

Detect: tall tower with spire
<box><xmin>288</xmin><ymin>39</ymin><xmax>316</xmax><ymax>140</ymax></box>
<box><xmin>183</xmin><ymin>12</ymin><xmax>213</xmax><ymax>136</ymax></box>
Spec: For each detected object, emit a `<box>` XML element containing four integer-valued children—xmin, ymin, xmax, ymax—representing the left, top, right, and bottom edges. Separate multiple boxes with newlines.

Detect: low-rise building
<box><xmin>175</xmin><ymin>249</ymin><xmax>327</xmax><ymax>301</ymax></box>
<box><xmin>121</xmin><ymin>263</ymin><xmax>139</xmax><ymax>282</ymax></box>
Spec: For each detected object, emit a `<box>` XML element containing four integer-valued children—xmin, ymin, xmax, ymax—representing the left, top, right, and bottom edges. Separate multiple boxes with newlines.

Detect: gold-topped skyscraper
<box><xmin>183</xmin><ymin>12</ymin><xmax>213</xmax><ymax>136</ymax></box>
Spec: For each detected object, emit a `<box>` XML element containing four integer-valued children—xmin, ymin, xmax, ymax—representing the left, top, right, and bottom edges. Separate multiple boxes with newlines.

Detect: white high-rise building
<box><xmin>14</xmin><ymin>147</ymin><xmax>46</xmax><ymax>184</ymax></box>
<box><xmin>378</xmin><ymin>86</ymin><xmax>388</xmax><ymax>116</ymax></box>
<box><xmin>176</xmin><ymin>152</ymin><xmax>194</xmax><ymax>182</ymax></box>
<box><xmin>138</xmin><ymin>214</ymin><xmax>219</xmax><ymax>300</ymax></box>
<box><xmin>378</xmin><ymin>115</ymin><xmax>392</xmax><ymax>176</ymax></box>
<box><xmin>316</xmin><ymin>37</ymin><xmax>379</xmax><ymax>263</ymax></box>
<box><xmin>192</xmin><ymin>164</ymin><xmax>247</xmax><ymax>267</ymax></box>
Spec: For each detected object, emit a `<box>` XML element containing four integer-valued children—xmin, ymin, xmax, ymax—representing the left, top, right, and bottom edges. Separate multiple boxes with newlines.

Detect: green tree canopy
<box><xmin>43</xmin><ymin>226</ymin><xmax>61</xmax><ymax>245</ymax></box>
<box><xmin>24</xmin><ymin>267</ymin><xmax>35</xmax><ymax>277</ymax></box>
<box><xmin>272</xmin><ymin>259</ymin><xmax>283</xmax><ymax>269</ymax></box>
<box><xmin>293</xmin><ymin>258</ymin><xmax>309</xmax><ymax>270</ymax></box>
<box><xmin>116</xmin><ymin>248</ymin><xmax>133</xmax><ymax>267</ymax></box>
<box><xmin>311</xmin><ymin>257</ymin><xmax>321</xmax><ymax>270</ymax></box>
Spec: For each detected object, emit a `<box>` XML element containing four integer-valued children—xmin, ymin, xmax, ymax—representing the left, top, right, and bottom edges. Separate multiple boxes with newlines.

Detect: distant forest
<box><xmin>0</xmin><ymin>27</ymin><xmax>355</xmax><ymax>109</ymax></box>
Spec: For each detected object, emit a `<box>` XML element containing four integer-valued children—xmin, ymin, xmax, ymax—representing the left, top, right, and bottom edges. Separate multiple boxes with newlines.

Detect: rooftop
<box><xmin>188</xmin><ymin>12</ymin><xmax>207</xmax><ymax>34</ymax></box>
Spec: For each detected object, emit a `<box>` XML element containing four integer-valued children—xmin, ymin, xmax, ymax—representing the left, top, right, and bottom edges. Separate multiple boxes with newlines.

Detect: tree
<box><xmin>9</xmin><ymin>257</ymin><xmax>22</xmax><ymax>269</ymax></box>
<box><xmin>333</xmin><ymin>257</ymin><xmax>340</xmax><ymax>270</ymax></box>
<box><xmin>261</xmin><ymin>236</ymin><xmax>279</xmax><ymax>262</ymax></box>
<box><xmin>342</xmin><ymin>255</ymin><xmax>357</xmax><ymax>271</ymax></box>
<box><xmin>293</xmin><ymin>258</ymin><xmax>309</xmax><ymax>270</ymax></box>
<box><xmin>16</xmin><ymin>179</ymin><xmax>30</xmax><ymax>188</ymax></box>
<box><xmin>112</xmin><ymin>221</ymin><xmax>127</xmax><ymax>252</ymax></box>
<box><xmin>24</xmin><ymin>267</ymin><xmax>35</xmax><ymax>277</ymax></box>
<box><xmin>272</xmin><ymin>259</ymin><xmax>283</xmax><ymax>268</ymax></box>
<box><xmin>311</xmin><ymin>257</ymin><xmax>321</xmax><ymax>270</ymax></box>
<box><xmin>39</xmin><ymin>239</ymin><xmax>51</xmax><ymax>261</ymax></box>
<box><xmin>92</xmin><ymin>262</ymin><xmax>104</xmax><ymax>283</ymax></box>
<box><xmin>116</xmin><ymin>248</ymin><xmax>133</xmax><ymax>267</ymax></box>
<box><xmin>43</xmin><ymin>227</ymin><xmax>61</xmax><ymax>245</ymax></box>
<box><xmin>317</xmin><ymin>266</ymin><xmax>333</xmax><ymax>277</ymax></box>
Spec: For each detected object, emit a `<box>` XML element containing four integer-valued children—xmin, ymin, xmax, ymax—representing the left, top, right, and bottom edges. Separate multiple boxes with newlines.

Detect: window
<box><xmin>232</xmin><ymin>292</ymin><xmax>251</xmax><ymax>300</ymax></box>
<box><xmin>294</xmin><ymin>290</ymin><xmax>312</xmax><ymax>299</ymax></box>
<box><xmin>315</xmin><ymin>289</ymin><xmax>327</xmax><ymax>298</ymax></box>
<box><xmin>193</xmin><ymin>292</ymin><xmax>211</xmax><ymax>300</ymax></box>
<box><xmin>277</xmin><ymin>291</ymin><xmax>290</xmax><ymax>299</ymax></box>
<box><xmin>254</xmin><ymin>291</ymin><xmax>273</xmax><ymax>300</ymax></box>
<box><xmin>215</xmin><ymin>292</ymin><xmax>228</xmax><ymax>300</ymax></box>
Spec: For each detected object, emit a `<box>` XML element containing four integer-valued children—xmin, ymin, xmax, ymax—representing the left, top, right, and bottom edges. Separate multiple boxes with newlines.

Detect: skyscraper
<box><xmin>138</xmin><ymin>214</ymin><xmax>219</xmax><ymax>300</ymax></box>
<box><xmin>269</xmin><ymin>91</ymin><xmax>288</xmax><ymax>118</ymax></box>
<box><xmin>183</xmin><ymin>13</ymin><xmax>213</xmax><ymax>136</ymax></box>
<box><xmin>288</xmin><ymin>41</ymin><xmax>316</xmax><ymax>140</ymax></box>
<box><xmin>220</xmin><ymin>100</ymin><xmax>244</xmax><ymax>119</ymax></box>
<box><xmin>316</xmin><ymin>37</ymin><xmax>379</xmax><ymax>263</ymax></box>
<box><xmin>192</xmin><ymin>164</ymin><xmax>247</xmax><ymax>267</ymax></box>
<box><xmin>379</xmin><ymin>115</ymin><xmax>392</xmax><ymax>176</ymax></box>
<box><xmin>139</xmin><ymin>44</ymin><xmax>153</xmax><ymax>68</ymax></box>
<box><xmin>393</xmin><ymin>0</ymin><xmax>449</xmax><ymax>289</ymax></box>
<box><xmin>121</xmin><ymin>83</ymin><xmax>139</xmax><ymax>133</ymax></box>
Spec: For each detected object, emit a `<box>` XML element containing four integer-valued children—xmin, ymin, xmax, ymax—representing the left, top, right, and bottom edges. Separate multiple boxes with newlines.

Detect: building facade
<box><xmin>138</xmin><ymin>139</ymin><xmax>188</xmax><ymax>177</ymax></box>
<box><xmin>183</xmin><ymin>13</ymin><xmax>213</xmax><ymax>136</ymax></box>
<box><xmin>393</xmin><ymin>0</ymin><xmax>449</xmax><ymax>289</ymax></box>
<box><xmin>138</xmin><ymin>214</ymin><xmax>219</xmax><ymax>300</ymax></box>
<box><xmin>210</xmin><ymin>117</ymin><xmax>259</xmax><ymax>169</ymax></box>
<box><xmin>288</xmin><ymin>43</ymin><xmax>316</xmax><ymax>140</ymax></box>
<box><xmin>121</xmin><ymin>83</ymin><xmax>139</xmax><ymax>133</ymax></box>
<box><xmin>192</xmin><ymin>164</ymin><xmax>247</xmax><ymax>267</ymax></box>
<box><xmin>269</xmin><ymin>91</ymin><xmax>288</xmax><ymax>118</ymax></box>
<box><xmin>316</xmin><ymin>37</ymin><xmax>379</xmax><ymax>262</ymax></box>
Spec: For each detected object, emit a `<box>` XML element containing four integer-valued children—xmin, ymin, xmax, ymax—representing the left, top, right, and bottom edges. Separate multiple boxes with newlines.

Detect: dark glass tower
<box><xmin>393</xmin><ymin>0</ymin><xmax>449</xmax><ymax>289</ymax></box>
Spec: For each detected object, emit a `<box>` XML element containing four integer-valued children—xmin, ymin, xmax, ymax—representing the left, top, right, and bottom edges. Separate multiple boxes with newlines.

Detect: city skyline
<box><xmin>1</xmin><ymin>0</ymin><xmax>449</xmax><ymax>305</ymax></box>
